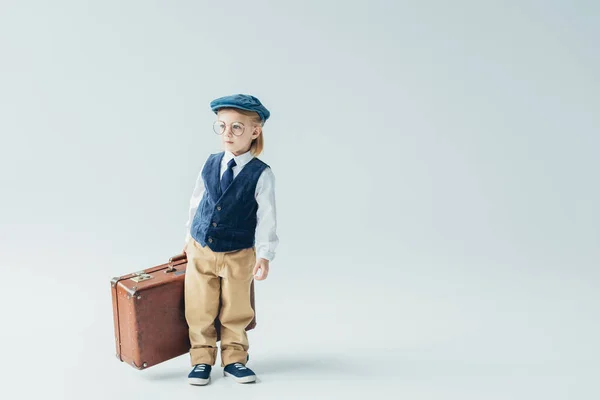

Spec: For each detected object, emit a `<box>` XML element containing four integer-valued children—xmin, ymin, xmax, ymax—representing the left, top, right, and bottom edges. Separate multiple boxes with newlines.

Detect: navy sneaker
<box><xmin>223</xmin><ymin>362</ymin><xmax>257</xmax><ymax>383</ymax></box>
<box><xmin>188</xmin><ymin>364</ymin><xmax>211</xmax><ymax>385</ymax></box>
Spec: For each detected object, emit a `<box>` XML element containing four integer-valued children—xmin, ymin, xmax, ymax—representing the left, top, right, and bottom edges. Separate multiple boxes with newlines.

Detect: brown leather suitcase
<box><xmin>111</xmin><ymin>253</ymin><xmax>257</xmax><ymax>370</ymax></box>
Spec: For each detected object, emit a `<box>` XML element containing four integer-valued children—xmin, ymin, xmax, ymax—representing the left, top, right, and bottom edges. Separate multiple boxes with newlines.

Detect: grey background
<box><xmin>1</xmin><ymin>1</ymin><xmax>598</xmax><ymax>399</ymax></box>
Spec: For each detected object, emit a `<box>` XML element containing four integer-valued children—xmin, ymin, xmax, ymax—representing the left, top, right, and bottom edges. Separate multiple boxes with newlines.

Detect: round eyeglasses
<box><xmin>213</xmin><ymin>121</ymin><xmax>248</xmax><ymax>136</ymax></box>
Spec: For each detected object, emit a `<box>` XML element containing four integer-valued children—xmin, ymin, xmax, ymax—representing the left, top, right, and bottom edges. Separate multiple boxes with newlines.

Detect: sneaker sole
<box><xmin>188</xmin><ymin>377</ymin><xmax>211</xmax><ymax>386</ymax></box>
<box><xmin>224</xmin><ymin>371</ymin><xmax>256</xmax><ymax>383</ymax></box>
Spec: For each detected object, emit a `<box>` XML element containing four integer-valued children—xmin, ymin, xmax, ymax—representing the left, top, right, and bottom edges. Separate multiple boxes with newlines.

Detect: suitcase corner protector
<box><xmin>131</xmin><ymin>360</ymin><xmax>148</xmax><ymax>370</ymax></box>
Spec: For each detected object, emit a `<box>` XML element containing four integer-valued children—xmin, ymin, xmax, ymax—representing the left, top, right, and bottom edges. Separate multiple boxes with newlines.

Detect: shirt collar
<box><xmin>223</xmin><ymin>149</ymin><xmax>254</xmax><ymax>168</ymax></box>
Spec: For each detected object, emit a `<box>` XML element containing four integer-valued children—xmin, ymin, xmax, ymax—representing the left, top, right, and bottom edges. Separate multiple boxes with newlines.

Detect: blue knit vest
<box><xmin>190</xmin><ymin>152</ymin><xmax>269</xmax><ymax>252</ymax></box>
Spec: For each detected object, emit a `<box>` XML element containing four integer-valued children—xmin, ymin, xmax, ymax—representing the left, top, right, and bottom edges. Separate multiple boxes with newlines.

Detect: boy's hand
<box><xmin>253</xmin><ymin>258</ymin><xmax>269</xmax><ymax>281</ymax></box>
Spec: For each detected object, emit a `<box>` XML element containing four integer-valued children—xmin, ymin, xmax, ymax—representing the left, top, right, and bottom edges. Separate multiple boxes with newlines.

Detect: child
<box><xmin>183</xmin><ymin>94</ymin><xmax>279</xmax><ymax>385</ymax></box>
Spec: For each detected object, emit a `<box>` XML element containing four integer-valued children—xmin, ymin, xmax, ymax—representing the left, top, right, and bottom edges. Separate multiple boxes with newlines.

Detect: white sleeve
<box><xmin>254</xmin><ymin>167</ymin><xmax>279</xmax><ymax>261</ymax></box>
<box><xmin>185</xmin><ymin>162</ymin><xmax>206</xmax><ymax>244</ymax></box>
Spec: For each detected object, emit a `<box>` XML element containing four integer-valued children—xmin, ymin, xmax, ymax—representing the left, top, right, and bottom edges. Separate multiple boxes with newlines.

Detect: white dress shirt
<box><xmin>185</xmin><ymin>150</ymin><xmax>279</xmax><ymax>261</ymax></box>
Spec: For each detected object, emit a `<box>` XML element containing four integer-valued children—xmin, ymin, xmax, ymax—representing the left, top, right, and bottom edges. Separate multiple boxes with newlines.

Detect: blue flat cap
<box><xmin>210</xmin><ymin>94</ymin><xmax>270</xmax><ymax>124</ymax></box>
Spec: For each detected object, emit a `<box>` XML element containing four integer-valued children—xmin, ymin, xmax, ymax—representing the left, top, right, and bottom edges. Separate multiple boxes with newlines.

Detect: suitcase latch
<box><xmin>130</xmin><ymin>271</ymin><xmax>153</xmax><ymax>282</ymax></box>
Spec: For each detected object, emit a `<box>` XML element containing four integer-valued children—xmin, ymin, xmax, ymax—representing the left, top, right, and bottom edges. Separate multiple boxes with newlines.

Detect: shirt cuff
<box><xmin>257</xmin><ymin>249</ymin><xmax>275</xmax><ymax>262</ymax></box>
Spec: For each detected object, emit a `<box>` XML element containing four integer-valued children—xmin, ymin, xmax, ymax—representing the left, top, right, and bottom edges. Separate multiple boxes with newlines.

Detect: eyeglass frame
<box><xmin>213</xmin><ymin>120</ymin><xmax>261</xmax><ymax>137</ymax></box>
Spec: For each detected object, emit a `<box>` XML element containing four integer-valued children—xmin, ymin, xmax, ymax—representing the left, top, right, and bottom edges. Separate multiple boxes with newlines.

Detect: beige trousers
<box><xmin>184</xmin><ymin>237</ymin><xmax>256</xmax><ymax>367</ymax></box>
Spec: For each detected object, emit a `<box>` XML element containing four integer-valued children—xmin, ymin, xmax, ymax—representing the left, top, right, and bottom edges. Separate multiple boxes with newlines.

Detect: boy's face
<box><xmin>216</xmin><ymin>109</ymin><xmax>261</xmax><ymax>156</ymax></box>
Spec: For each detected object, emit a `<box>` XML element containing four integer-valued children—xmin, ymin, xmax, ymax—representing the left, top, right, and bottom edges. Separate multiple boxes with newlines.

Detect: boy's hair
<box><xmin>218</xmin><ymin>107</ymin><xmax>264</xmax><ymax>157</ymax></box>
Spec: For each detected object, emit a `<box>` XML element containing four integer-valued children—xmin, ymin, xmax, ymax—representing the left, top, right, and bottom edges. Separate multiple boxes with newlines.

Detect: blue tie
<box><xmin>221</xmin><ymin>158</ymin><xmax>237</xmax><ymax>192</ymax></box>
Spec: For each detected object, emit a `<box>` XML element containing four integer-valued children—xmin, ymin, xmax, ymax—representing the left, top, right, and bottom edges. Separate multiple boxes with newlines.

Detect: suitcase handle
<box><xmin>169</xmin><ymin>253</ymin><xmax>187</xmax><ymax>262</ymax></box>
<box><xmin>165</xmin><ymin>253</ymin><xmax>187</xmax><ymax>273</ymax></box>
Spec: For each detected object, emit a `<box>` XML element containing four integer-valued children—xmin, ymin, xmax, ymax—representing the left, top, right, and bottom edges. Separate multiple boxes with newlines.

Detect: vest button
<box><xmin>212</xmin><ymin>222</ymin><xmax>217</xmax><ymax>227</ymax></box>
<box><xmin>216</xmin><ymin>206</ymin><xmax>222</xmax><ymax>211</ymax></box>
<box><xmin>208</xmin><ymin>237</ymin><xmax>213</xmax><ymax>243</ymax></box>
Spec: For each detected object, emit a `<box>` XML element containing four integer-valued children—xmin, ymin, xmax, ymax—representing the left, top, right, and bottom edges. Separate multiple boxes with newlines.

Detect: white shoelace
<box><xmin>234</xmin><ymin>363</ymin><xmax>247</xmax><ymax>370</ymax></box>
<box><xmin>194</xmin><ymin>365</ymin><xmax>207</xmax><ymax>372</ymax></box>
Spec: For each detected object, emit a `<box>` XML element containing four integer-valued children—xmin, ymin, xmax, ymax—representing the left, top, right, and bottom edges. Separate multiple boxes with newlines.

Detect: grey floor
<box><xmin>3</xmin><ymin>244</ymin><xmax>597</xmax><ymax>400</ymax></box>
